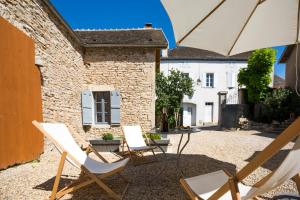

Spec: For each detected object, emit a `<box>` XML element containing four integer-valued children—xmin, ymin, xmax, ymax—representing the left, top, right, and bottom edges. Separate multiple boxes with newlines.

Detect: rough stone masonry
<box><xmin>0</xmin><ymin>0</ymin><xmax>167</xmax><ymax>141</ymax></box>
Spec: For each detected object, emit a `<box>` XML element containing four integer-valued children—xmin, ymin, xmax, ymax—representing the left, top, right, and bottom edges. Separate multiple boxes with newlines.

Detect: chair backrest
<box><xmin>32</xmin><ymin>121</ymin><xmax>88</xmax><ymax>168</ymax></box>
<box><xmin>122</xmin><ymin>125</ymin><xmax>147</xmax><ymax>148</ymax></box>
<box><xmin>244</xmin><ymin>136</ymin><xmax>300</xmax><ymax>199</ymax></box>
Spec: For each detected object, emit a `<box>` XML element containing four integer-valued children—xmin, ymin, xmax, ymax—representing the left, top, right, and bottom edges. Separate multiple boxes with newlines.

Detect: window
<box><xmin>226</xmin><ymin>72</ymin><xmax>236</xmax><ymax>88</ymax></box>
<box><xmin>183</xmin><ymin>73</ymin><xmax>189</xmax><ymax>78</ymax></box>
<box><xmin>206</xmin><ymin>73</ymin><xmax>214</xmax><ymax>88</ymax></box>
<box><xmin>81</xmin><ymin>90</ymin><xmax>121</xmax><ymax>126</ymax></box>
<box><xmin>94</xmin><ymin>92</ymin><xmax>111</xmax><ymax>124</ymax></box>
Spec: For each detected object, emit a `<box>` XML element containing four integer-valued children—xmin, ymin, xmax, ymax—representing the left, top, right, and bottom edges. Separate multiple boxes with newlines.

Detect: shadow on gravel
<box><xmin>253</xmin><ymin>131</ymin><xmax>279</xmax><ymax>139</ymax></box>
<box><xmin>34</xmin><ymin>153</ymin><xmax>236</xmax><ymax>200</ymax></box>
<box><xmin>245</xmin><ymin>149</ymin><xmax>289</xmax><ymax>171</ymax></box>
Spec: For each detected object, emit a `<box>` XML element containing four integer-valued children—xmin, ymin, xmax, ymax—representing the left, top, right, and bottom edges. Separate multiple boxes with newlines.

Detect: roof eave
<box><xmin>279</xmin><ymin>45</ymin><xmax>295</xmax><ymax>63</ymax></box>
<box><xmin>83</xmin><ymin>43</ymin><xmax>168</xmax><ymax>48</ymax></box>
<box><xmin>41</xmin><ymin>0</ymin><xmax>82</xmax><ymax>45</ymax></box>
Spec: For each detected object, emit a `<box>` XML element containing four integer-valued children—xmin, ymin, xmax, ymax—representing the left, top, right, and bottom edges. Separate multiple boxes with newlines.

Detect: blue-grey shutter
<box><xmin>81</xmin><ymin>90</ymin><xmax>93</xmax><ymax>125</ymax></box>
<box><xmin>111</xmin><ymin>90</ymin><xmax>120</xmax><ymax>125</ymax></box>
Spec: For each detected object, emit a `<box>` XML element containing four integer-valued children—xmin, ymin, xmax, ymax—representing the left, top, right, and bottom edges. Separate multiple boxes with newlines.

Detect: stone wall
<box><xmin>285</xmin><ymin>47</ymin><xmax>299</xmax><ymax>89</ymax></box>
<box><xmin>83</xmin><ymin>47</ymin><xmax>156</xmax><ymax>137</ymax></box>
<box><xmin>0</xmin><ymin>0</ymin><xmax>157</xmax><ymax>142</ymax></box>
<box><xmin>0</xmin><ymin>0</ymin><xmax>87</xmax><ymax>141</ymax></box>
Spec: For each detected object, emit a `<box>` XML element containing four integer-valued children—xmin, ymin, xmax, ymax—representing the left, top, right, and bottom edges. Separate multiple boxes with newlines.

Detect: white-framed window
<box><xmin>94</xmin><ymin>91</ymin><xmax>111</xmax><ymax>125</ymax></box>
<box><xmin>206</xmin><ymin>73</ymin><xmax>214</xmax><ymax>88</ymax></box>
<box><xmin>81</xmin><ymin>90</ymin><xmax>120</xmax><ymax>126</ymax></box>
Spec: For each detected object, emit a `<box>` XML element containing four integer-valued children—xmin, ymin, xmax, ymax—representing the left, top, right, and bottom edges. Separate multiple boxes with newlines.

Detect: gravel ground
<box><xmin>0</xmin><ymin>129</ymin><xmax>298</xmax><ymax>200</ymax></box>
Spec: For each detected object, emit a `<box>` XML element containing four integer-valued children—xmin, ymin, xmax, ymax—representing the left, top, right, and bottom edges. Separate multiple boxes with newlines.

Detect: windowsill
<box><xmin>92</xmin><ymin>124</ymin><xmax>111</xmax><ymax>129</ymax></box>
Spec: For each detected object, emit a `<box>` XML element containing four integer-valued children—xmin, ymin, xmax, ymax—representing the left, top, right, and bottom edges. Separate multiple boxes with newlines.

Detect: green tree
<box><xmin>238</xmin><ymin>48</ymin><xmax>276</xmax><ymax>103</ymax></box>
<box><xmin>156</xmin><ymin>70</ymin><xmax>194</xmax><ymax>127</ymax></box>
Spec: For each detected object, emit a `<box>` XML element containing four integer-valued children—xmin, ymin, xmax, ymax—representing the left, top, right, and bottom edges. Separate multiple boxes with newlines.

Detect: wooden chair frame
<box><xmin>32</xmin><ymin>121</ymin><xmax>129</xmax><ymax>200</ymax></box>
<box><xmin>180</xmin><ymin>117</ymin><xmax>300</xmax><ymax>200</ymax></box>
<box><xmin>121</xmin><ymin>126</ymin><xmax>158</xmax><ymax>166</ymax></box>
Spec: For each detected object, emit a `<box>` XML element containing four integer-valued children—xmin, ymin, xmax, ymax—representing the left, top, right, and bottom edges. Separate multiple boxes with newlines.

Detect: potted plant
<box><xmin>144</xmin><ymin>133</ymin><xmax>170</xmax><ymax>152</ymax></box>
<box><xmin>89</xmin><ymin>133</ymin><xmax>122</xmax><ymax>152</ymax></box>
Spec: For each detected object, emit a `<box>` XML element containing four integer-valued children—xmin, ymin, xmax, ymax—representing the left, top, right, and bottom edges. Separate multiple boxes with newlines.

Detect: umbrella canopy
<box><xmin>161</xmin><ymin>0</ymin><xmax>300</xmax><ymax>56</ymax></box>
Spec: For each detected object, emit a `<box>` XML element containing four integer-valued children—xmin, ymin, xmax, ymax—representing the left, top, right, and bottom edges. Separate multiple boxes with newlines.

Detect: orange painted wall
<box><xmin>0</xmin><ymin>17</ymin><xmax>43</xmax><ymax>169</ymax></box>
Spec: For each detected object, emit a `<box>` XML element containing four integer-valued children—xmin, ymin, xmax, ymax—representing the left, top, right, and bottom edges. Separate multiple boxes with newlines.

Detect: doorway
<box><xmin>204</xmin><ymin>102</ymin><xmax>213</xmax><ymax>123</ymax></box>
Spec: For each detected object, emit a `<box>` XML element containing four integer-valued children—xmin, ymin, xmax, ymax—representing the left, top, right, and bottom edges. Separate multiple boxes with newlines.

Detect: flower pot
<box><xmin>148</xmin><ymin>139</ymin><xmax>170</xmax><ymax>152</ymax></box>
<box><xmin>89</xmin><ymin>139</ymin><xmax>122</xmax><ymax>152</ymax></box>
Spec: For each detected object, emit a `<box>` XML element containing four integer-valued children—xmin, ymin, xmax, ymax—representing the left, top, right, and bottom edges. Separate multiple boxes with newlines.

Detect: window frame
<box><xmin>206</xmin><ymin>73</ymin><xmax>214</xmax><ymax>88</ymax></box>
<box><xmin>93</xmin><ymin>91</ymin><xmax>111</xmax><ymax>125</ymax></box>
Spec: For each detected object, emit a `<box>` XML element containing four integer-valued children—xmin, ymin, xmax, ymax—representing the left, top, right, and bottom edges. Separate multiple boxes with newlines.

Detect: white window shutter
<box><xmin>231</xmin><ymin>72</ymin><xmax>236</xmax><ymax>88</ymax></box>
<box><xmin>227</xmin><ymin>72</ymin><xmax>232</xmax><ymax>88</ymax></box>
<box><xmin>227</xmin><ymin>72</ymin><xmax>236</xmax><ymax>88</ymax></box>
<box><xmin>81</xmin><ymin>90</ymin><xmax>93</xmax><ymax>125</ymax></box>
<box><xmin>111</xmin><ymin>90</ymin><xmax>121</xmax><ymax>125</ymax></box>
<box><xmin>213</xmin><ymin>73</ymin><xmax>217</xmax><ymax>88</ymax></box>
<box><xmin>202</xmin><ymin>73</ymin><xmax>206</xmax><ymax>88</ymax></box>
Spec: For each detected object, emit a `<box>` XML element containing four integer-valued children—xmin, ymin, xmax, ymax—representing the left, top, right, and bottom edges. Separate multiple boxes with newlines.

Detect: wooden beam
<box><xmin>292</xmin><ymin>173</ymin><xmax>300</xmax><ymax>194</ymax></box>
<box><xmin>180</xmin><ymin>178</ymin><xmax>202</xmax><ymax>200</ymax></box>
<box><xmin>208</xmin><ymin>117</ymin><xmax>300</xmax><ymax>199</ymax></box>
<box><xmin>228</xmin><ymin>177</ymin><xmax>241</xmax><ymax>200</ymax></box>
<box><xmin>50</xmin><ymin>152</ymin><xmax>67</xmax><ymax>200</ymax></box>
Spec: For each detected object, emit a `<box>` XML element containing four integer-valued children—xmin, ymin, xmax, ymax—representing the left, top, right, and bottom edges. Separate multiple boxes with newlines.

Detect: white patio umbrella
<box><xmin>161</xmin><ymin>0</ymin><xmax>300</xmax><ymax>56</ymax></box>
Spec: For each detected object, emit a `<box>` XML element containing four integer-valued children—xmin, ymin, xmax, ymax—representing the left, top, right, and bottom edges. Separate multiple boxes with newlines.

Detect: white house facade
<box><xmin>160</xmin><ymin>47</ymin><xmax>251</xmax><ymax>126</ymax></box>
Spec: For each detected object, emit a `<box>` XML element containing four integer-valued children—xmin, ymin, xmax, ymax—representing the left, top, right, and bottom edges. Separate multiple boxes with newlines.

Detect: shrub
<box><xmin>238</xmin><ymin>48</ymin><xmax>276</xmax><ymax>103</ymax></box>
<box><xmin>156</xmin><ymin>70</ymin><xmax>194</xmax><ymax>129</ymax></box>
<box><xmin>143</xmin><ymin>133</ymin><xmax>161</xmax><ymax>140</ymax></box>
<box><xmin>264</xmin><ymin>88</ymin><xmax>300</xmax><ymax>122</ymax></box>
<box><xmin>102</xmin><ymin>133</ymin><xmax>114</xmax><ymax>141</ymax></box>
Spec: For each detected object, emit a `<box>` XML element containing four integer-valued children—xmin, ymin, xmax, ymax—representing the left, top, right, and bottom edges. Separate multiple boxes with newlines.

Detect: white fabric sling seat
<box><xmin>182</xmin><ymin>170</ymin><xmax>253</xmax><ymax>200</ymax></box>
<box><xmin>122</xmin><ymin>125</ymin><xmax>157</xmax><ymax>165</ymax></box>
<box><xmin>33</xmin><ymin>121</ymin><xmax>129</xmax><ymax>200</ymax></box>
<box><xmin>181</xmin><ymin>118</ymin><xmax>300</xmax><ymax>200</ymax></box>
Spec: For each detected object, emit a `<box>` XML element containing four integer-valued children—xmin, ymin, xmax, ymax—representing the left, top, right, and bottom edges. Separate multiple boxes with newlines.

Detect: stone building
<box><xmin>279</xmin><ymin>45</ymin><xmax>298</xmax><ymax>89</ymax></box>
<box><xmin>0</xmin><ymin>0</ymin><xmax>168</xmax><ymax>140</ymax></box>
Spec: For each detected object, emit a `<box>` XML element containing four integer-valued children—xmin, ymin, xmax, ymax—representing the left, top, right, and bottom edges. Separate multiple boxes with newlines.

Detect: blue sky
<box><xmin>51</xmin><ymin>0</ymin><xmax>285</xmax><ymax>78</ymax></box>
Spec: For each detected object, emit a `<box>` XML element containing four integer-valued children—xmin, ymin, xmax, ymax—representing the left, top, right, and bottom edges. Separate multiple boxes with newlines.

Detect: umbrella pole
<box><xmin>295</xmin><ymin>42</ymin><xmax>300</xmax><ymax>96</ymax></box>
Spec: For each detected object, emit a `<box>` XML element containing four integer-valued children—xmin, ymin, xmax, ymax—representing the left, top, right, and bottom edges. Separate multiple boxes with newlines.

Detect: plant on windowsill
<box><xmin>89</xmin><ymin>132</ymin><xmax>121</xmax><ymax>152</ymax></box>
<box><xmin>102</xmin><ymin>133</ymin><xmax>113</xmax><ymax>141</ymax></box>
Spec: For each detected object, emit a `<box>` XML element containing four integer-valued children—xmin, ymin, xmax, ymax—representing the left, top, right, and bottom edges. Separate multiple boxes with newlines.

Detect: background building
<box><xmin>161</xmin><ymin>47</ymin><xmax>253</xmax><ymax>126</ymax></box>
<box><xmin>279</xmin><ymin>45</ymin><xmax>298</xmax><ymax>89</ymax></box>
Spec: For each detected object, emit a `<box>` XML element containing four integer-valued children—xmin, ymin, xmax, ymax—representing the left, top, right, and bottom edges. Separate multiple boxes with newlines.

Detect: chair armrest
<box><xmin>86</xmin><ymin>145</ymin><xmax>109</xmax><ymax>163</ymax></box>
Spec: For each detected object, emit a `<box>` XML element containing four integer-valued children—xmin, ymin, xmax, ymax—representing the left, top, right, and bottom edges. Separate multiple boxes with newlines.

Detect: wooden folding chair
<box><xmin>121</xmin><ymin>125</ymin><xmax>158</xmax><ymax>165</ymax></box>
<box><xmin>32</xmin><ymin>121</ymin><xmax>130</xmax><ymax>200</ymax></box>
<box><xmin>180</xmin><ymin>117</ymin><xmax>300</xmax><ymax>200</ymax></box>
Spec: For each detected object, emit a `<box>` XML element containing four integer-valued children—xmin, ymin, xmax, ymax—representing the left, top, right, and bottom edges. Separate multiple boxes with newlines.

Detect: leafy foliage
<box><xmin>264</xmin><ymin>88</ymin><xmax>300</xmax><ymax>122</ymax></box>
<box><xmin>143</xmin><ymin>133</ymin><xmax>161</xmax><ymax>140</ymax></box>
<box><xmin>156</xmin><ymin>70</ymin><xmax>194</xmax><ymax>128</ymax></box>
<box><xmin>238</xmin><ymin>48</ymin><xmax>276</xmax><ymax>103</ymax></box>
<box><xmin>102</xmin><ymin>133</ymin><xmax>113</xmax><ymax>141</ymax></box>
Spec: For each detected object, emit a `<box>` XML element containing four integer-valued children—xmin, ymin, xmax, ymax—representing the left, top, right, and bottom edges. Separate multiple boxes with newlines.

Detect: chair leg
<box><xmin>151</xmin><ymin>149</ymin><xmax>158</xmax><ymax>161</ymax></box>
<box><xmin>180</xmin><ymin>178</ymin><xmax>201</xmax><ymax>200</ymax></box>
<box><xmin>293</xmin><ymin>173</ymin><xmax>300</xmax><ymax>194</ymax></box>
<box><xmin>85</xmin><ymin>169</ymin><xmax>122</xmax><ymax>200</ymax></box>
<box><xmin>228</xmin><ymin>177</ymin><xmax>241</xmax><ymax>200</ymax></box>
<box><xmin>55</xmin><ymin>178</ymin><xmax>95</xmax><ymax>199</ymax></box>
<box><xmin>50</xmin><ymin>152</ymin><xmax>67</xmax><ymax>200</ymax></box>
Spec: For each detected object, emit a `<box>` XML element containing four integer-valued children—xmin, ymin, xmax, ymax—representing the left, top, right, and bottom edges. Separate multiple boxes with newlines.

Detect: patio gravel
<box><xmin>0</xmin><ymin>129</ymin><xmax>298</xmax><ymax>200</ymax></box>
